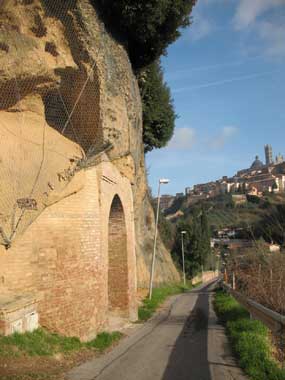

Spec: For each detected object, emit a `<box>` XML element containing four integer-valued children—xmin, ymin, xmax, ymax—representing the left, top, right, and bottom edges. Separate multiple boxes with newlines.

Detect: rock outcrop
<box><xmin>0</xmin><ymin>0</ymin><xmax>179</xmax><ymax>314</ymax></box>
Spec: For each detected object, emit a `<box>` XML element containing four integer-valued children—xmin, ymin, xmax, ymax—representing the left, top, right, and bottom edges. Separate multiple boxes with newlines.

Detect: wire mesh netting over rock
<box><xmin>0</xmin><ymin>0</ymin><xmax>109</xmax><ymax>248</ymax></box>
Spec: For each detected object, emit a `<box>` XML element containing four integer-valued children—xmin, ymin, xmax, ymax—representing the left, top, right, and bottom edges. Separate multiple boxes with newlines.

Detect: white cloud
<box><xmin>233</xmin><ymin>0</ymin><xmax>284</xmax><ymax>30</ymax></box>
<box><xmin>167</xmin><ymin>127</ymin><xmax>196</xmax><ymax>150</ymax></box>
<box><xmin>223</xmin><ymin>126</ymin><xmax>238</xmax><ymax>138</ymax></box>
<box><xmin>210</xmin><ymin>126</ymin><xmax>239</xmax><ymax>149</ymax></box>
<box><xmin>257</xmin><ymin>21</ymin><xmax>285</xmax><ymax>57</ymax></box>
<box><xmin>233</xmin><ymin>0</ymin><xmax>285</xmax><ymax>58</ymax></box>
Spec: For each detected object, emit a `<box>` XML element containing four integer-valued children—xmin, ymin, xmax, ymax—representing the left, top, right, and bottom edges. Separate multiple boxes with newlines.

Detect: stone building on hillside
<box><xmin>184</xmin><ymin>147</ymin><xmax>285</xmax><ymax>201</ymax></box>
<box><xmin>265</xmin><ymin>144</ymin><xmax>273</xmax><ymax>165</ymax></box>
<box><xmin>231</xmin><ymin>147</ymin><xmax>285</xmax><ymax>194</ymax></box>
<box><xmin>276</xmin><ymin>153</ymin><xmax>284</xmax><ymax>164</ymax></box>
<box><xmin>250</xmin><ymin>156</ymin><xmax>264</xmax><ymax>170</ymax></box>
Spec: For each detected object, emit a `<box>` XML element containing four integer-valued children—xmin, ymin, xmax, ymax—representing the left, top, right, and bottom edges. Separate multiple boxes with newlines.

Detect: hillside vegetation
<box><xmin>165</xmin><ymin>193</ymin><xmax>285</xmax><ymax>242</ymax></box>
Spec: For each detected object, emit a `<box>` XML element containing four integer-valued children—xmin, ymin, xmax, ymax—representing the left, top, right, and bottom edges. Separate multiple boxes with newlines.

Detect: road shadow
<box><xmin>162</xmin><ymin>284</ymin><xmax>212</xmax><ymax>380</ymax></box>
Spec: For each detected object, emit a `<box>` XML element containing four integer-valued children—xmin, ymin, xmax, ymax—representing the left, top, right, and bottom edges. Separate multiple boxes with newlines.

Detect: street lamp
<box><xmin>181</xmin><ymin>231</ymin><xmax>187</xmax><ymax>286</ymax></box>
<box><xmin>149</xmin><ymin>178</ymin><xmax>170</xmax><ymax>299</ymax></box>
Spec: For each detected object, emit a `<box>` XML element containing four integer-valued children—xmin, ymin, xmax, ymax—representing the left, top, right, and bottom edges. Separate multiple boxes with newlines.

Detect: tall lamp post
<box><xmin>149</xmin><ymin>178</ymin><xmax>170</xmax><ymax>299</ymax></box>
<box><xmin>181</xmin><ymin>231</ymin><xmax>187</xmax><ymax>286</ymax></box>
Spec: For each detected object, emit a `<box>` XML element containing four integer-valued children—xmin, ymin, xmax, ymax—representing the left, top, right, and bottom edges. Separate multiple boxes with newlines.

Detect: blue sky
<box><xmin>146</xmin><ymin>0</ymin><xmax>285</xmax><ymax>195</ymax></box>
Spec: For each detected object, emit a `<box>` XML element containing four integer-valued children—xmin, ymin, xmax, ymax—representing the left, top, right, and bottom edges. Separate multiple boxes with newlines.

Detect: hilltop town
<box><xmin>159</xmin><ymin>144</ymin><xmax>285</xmax><ymax>211</ymax></box>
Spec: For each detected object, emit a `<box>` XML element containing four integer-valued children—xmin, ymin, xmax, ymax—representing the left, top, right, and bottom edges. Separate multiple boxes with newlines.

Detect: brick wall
<box><xmin>0</xmin><ymin>156</ymin><xmax>137</xmax><ymax>340</ymax></box>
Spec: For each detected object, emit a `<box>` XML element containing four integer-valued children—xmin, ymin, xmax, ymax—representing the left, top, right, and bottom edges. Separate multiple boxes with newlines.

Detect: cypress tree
<box><xmin>139</xmin><ymin>61</ymin><xmax>176</xmax><ymax>152</ymax></box>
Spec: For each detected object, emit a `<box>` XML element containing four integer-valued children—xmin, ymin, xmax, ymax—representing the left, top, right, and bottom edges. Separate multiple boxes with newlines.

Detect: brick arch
<box><xmin>108</xmin><ymin>194</ymin><xmax>129</xmax><ymax>316</ymax></box>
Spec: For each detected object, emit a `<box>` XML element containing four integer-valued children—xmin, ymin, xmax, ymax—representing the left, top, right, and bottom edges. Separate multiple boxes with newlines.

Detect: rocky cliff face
<box><xmin>0</xmin><ymin>0</ymin><xmax>179</xmax><ymax>286</ymax></box>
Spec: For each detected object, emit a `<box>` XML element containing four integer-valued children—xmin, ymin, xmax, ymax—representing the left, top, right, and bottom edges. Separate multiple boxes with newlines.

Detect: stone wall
<box><xmin>192</xmin><ymin>271</ymin><xmax>219</xmax><ymax>286</ymax></box>
<box><xmin>0</xmin><ymin>157</ymin><xmax>137</xmax><ymax>340</ymax></box>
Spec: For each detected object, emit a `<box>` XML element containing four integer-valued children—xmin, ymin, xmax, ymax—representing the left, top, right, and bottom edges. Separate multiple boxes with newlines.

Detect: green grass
<box><xmin>0</xmin><ymin>328</ymin><xmax>122</xmax><ymax>358</ymax></box>
<box><xmin>86</xmin><ymin>332</ymin><xmax>122</xmax><ymax>352</ymax></box>
<box><xmin>138</xmin><ymin>283</ymin><xmax>193</xmax><ymax>321</ymax></box>
<box><xmin>214</xmin><ymin>290</ymin><xmax>285</xmax><ymax>380</ymax></box>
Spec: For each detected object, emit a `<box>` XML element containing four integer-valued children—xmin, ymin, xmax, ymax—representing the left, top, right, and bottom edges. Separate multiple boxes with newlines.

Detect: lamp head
<box><xmin>181</xmin><ymin>231</ymin><xmax>187</xmax><ymax>234</ymax></box>
<box><xmin>159</xmin><ymin>178</ymin><xmax>170</xmax><ymax>184</ymax></box>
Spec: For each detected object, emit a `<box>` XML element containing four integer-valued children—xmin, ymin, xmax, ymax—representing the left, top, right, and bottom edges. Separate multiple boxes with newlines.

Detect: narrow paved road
<box><xmin>68</xmin><ymin>281</ymin><xmax>247</xmax><ymax>380</ymax></box>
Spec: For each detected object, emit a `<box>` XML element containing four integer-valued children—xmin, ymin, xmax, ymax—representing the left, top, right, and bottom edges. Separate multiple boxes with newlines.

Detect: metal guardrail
<box><xmin>222</xmin><ymin>282</ymin><xmax>285</xmax><ymax>335</ymax></box>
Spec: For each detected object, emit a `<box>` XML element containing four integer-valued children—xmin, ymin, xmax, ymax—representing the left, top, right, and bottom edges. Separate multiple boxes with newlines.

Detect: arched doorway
<box><xmin>108</xmin><ymin>195</ymin><xmax>129</xmax><ymax>317</ymax></box>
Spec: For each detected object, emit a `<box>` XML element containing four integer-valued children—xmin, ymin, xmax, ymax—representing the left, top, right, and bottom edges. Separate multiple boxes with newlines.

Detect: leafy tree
<box><xmin>172</xmin><ymin>222</ymin><xmax>201</xmax><ymax>277</ymax></box>
<box><xmin>139</xmin><ymin>61</ymin><xmax>176</xmax><ymax>152</ymax></box>
<box><xmin>200</xmin><ymin>209</ymin><xmax>211</xmax><ymax>265</ymax></box>
<box><xmin>172</xmin><ymin>209</ymin><xmax>212</xmax><ymax>278</ymax></box>
<box><xmin>96</xmin><ymin>0</ymin><xmax>197</xmax><ymax>70</ymax></box>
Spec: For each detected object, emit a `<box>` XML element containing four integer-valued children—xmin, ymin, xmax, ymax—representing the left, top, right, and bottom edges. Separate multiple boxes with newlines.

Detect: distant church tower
<box><xmin>265</xmin><ymin>144</ymin><xmax>273</xmax><ymax>165</ymax></box>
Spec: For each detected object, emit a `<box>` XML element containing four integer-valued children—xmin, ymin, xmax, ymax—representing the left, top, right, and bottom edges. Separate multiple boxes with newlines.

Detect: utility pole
<box><xmin>149</xmin><ymin>178</ymin><xmax>170</xmax><ymax>299</ymax></box>
<box><xmin>181</xmin><ymin>231</ymin><xmax>187</xmax><ymax>286</ymax></box>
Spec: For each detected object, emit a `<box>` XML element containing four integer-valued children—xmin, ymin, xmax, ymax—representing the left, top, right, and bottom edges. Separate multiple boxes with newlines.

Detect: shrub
<box><xmin>227</xmin><ymin>253</ymin><xmax>285</xmax><ymax>315</ymax></box>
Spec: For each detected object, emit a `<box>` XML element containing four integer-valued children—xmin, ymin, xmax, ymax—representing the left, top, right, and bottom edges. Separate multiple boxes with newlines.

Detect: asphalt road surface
<box><xmin>68</xmin><ymin>281</ymin><xmax>247</xmax><ymax>380</ymax></box>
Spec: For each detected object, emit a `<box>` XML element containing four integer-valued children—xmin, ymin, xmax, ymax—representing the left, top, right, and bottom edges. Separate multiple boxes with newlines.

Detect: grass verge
<box><xmin>138</xmin><ymin>283</ymin><xmax>193</xmax><ymax>321</ymax></box>
<box><xmin>0</xmin><ymin>283</ymin><xmax>194</xmax><ymax>357</ymax></box>
<box><xmin>214</xmin><ymin>289</ymin><xmax>285</xmax><ymax>380</ymax></box>
<box><xmin>0</xmin><ymin>329</ymin><xmax>122</xmax><ymax>358</ymax></box>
